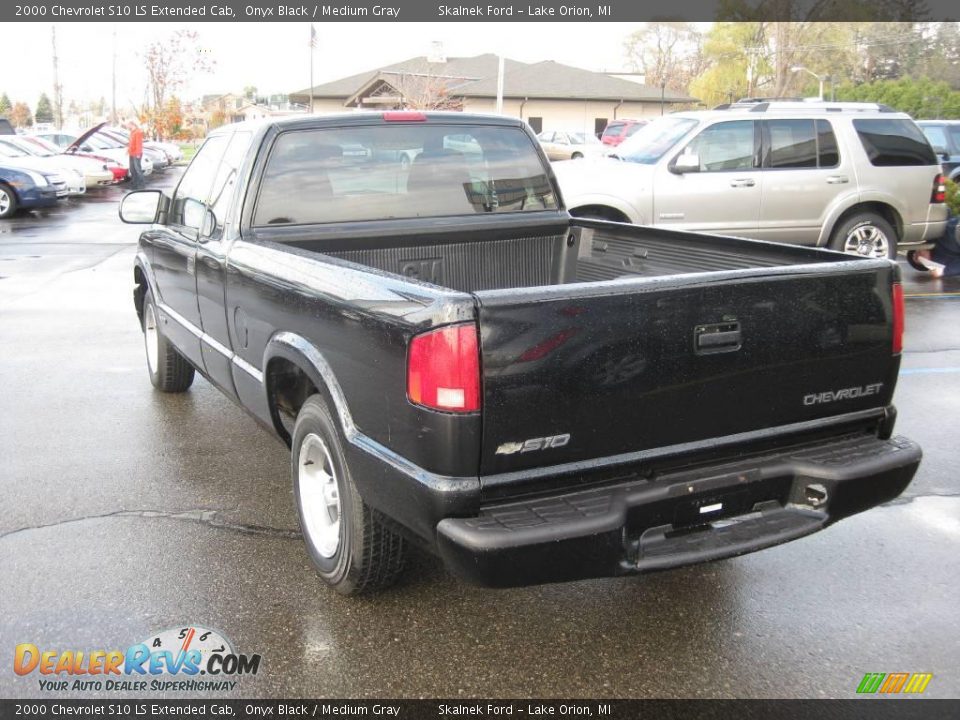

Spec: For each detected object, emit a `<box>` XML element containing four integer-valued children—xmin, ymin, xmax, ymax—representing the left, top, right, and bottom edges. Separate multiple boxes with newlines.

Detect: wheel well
<box><xmin>266</xmin><ymin>357</ymin><xmax>322</xmax><ymax>446</ymax></box>
<box><xmin>568</xmin><ymin>204</ymin><xmax>631</xmax><ymax>223</ymax></box>
<box><xmin>133</xmin><ymin>266</ymin><xmax>147</xmax><ymax>324</ymax></box>
<box><xmin>831</xmin><ymin>202</ymin><xmax>903</xmax><ymax>244</ymax></box>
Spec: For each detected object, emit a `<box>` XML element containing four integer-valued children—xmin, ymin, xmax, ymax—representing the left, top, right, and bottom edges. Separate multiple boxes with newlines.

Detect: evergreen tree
<box><xmin>0</xmin><ymin>93</ymin><xmax>11</xmax><ymax>117</ymax></box>
<box><xmin>35</xmin><ymin>93</ymin><xmax>54</xmax><ymax>124</ymax></box>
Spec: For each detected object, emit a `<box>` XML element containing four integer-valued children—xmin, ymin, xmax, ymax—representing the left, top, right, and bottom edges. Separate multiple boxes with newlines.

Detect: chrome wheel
<box><xmin>0</xmin><ymin>188</ymin><xmax>11</xmax><ymax>216</ymax></box>
<box><xmin>144</xmin><ymin>302</ymin><xmax>159</xmax><ymax>374</ymax></box>
<box><xmin>298</xmin><ymin>433</ymin><xmax>341</xmax><ymax>558</ymax></box>
<box><xmin>843</xmin><ymin>223</ymin><xmax>890</xmax><ymax>258</ymax></box>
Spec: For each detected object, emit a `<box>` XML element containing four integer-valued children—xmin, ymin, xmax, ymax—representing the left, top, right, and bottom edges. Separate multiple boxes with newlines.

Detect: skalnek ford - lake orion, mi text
<box><xmin>438</xmin><ymin>3</ymin><xmax>610</xmax><ymax>16</ymax></box>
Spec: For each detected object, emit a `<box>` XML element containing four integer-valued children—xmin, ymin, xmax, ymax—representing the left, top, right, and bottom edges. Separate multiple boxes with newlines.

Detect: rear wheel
<box><xmin>142</xmin><ymin>290</ymin><xmax>195</xmax><ymax>392</ymax></box>
<box><xmin>0</xmin><ymin>183</ymin><xmax>17</xmax><ymax>219</ymax></box>
<box><xmin>292</xmin><ymin>395</ymin><xmax>406</xmax><ymax>595</ymax></box>
<box><xmin>571</xmin><ymin>152</ymin><xmax>584</xmax><ymax>160</ymax></box>
<box><xmin>830</xmin><ymin>212</ymin><xmax>897</xmax><ymax>259</ymax></box>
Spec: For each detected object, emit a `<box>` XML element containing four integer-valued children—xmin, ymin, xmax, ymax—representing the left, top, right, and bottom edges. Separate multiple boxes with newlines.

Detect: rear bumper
<box><xmin>437</xmin><ymin>433</ymin><xmax>921</xmax><ymax>587</ymax></box>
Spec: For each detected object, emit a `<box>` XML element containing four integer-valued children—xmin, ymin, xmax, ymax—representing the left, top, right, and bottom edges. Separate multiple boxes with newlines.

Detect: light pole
<box><xmin>791</xmin><ymin>66</ymin><xmax>825</xmax><ymax>101</ymax></box>
<box><xmin>660</xmin><ymin>80</ymin><xmax>666</xmax><ymax>116</ymax></box>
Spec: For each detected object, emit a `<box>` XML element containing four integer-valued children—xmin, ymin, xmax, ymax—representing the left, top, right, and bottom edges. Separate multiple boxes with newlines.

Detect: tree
<box><xmin>10</xmin><ymin>102</ymin><xmax>32</xmax><ymax>128</ymax></box>
<box><xmin>243</xmin><ymin>85</ymin><xmax>257</xmax><ymax>100</ymax></box>
<box><xmin>142</xmin><ymin>30</ymin><xmax>215</xmax><ymax>117</ymax></box>
<box><xmin>624</xmin><ymin>22</ymin><xmax>706</xmax><ymax>92</ymax></box>
<box><xmin>35</xmin><ymin>93</ymin><xmax>54</xmax><ymax>124</ymax></box>
<box><xmin>0</xmin><ymin>93</ymin><xmax>11</xmax><ymax>117</ymax></box>
<box><xmin>149</xmin><ymin>97</ymin><xmax>186</xmax><ymax>140</ymax></box>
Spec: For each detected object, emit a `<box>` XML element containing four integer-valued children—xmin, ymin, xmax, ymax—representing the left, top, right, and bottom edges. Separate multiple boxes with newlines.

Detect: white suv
<box><xmin>553</xmin><ymin>101</ymin><xmax>948</xmax><ymax>258</ymax></box>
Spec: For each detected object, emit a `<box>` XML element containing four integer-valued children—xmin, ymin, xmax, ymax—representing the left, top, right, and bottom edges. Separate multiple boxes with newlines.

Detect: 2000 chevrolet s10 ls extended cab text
<box><xmin>120</xmin><ymin>112</ymin><xmax>921</xmax><ymax>594</ymax></box>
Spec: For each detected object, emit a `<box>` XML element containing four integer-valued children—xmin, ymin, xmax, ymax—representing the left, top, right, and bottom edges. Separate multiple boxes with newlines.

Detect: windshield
<box><xmin>0</xmin><ymin>143</ymin><xmax>28</xmax><ymax>158</ymax></box>
<box><xmin>11</xmin><ymin>138</ymin><xmax>50</xmax><ymax>157</ymax></box>
<box><xmin>615</xmin><ymin>117</ymin><xmax>699</xmax><ymax>164</ymax></box>
<box><xmin>21</xmin><ymin>137</ymin><xmax>58</xmax><ymax>156</ymax></box>
<box><xmin>570</xmin><ymin>133</ymin><xmax>600</xmax><ymax>146</ymax></box>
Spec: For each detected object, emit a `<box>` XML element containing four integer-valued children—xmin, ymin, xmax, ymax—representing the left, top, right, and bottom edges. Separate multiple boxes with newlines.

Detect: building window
<box><xmin>527</xmin><ymin>116</ymin><xmax>543</xmax><ymax>134</ymax></box>
<box><xmin>594</xmin><ymin>118</ymin><xmax>608</xmax><ymax>139</ymax></box>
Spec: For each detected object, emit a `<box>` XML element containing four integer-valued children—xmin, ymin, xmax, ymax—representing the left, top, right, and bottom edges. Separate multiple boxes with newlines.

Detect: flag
<box><xmin>309</xmin><ymin>24</ymin><xmax>317</xmax><ymax>49</ymax></box>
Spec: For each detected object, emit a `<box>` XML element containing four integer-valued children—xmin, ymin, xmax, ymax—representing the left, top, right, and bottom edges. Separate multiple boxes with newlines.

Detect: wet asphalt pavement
<box><xmin>1</xmin><ymin>171</ymin><xmax>958</xmax><ymax>700</ymax></box>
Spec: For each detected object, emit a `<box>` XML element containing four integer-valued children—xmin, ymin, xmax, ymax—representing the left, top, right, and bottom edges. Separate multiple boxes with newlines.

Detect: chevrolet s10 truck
<box><xmin>120</xmin><ymin>112</ymin><xmax>921</xmax><ymax>595</ymax></box>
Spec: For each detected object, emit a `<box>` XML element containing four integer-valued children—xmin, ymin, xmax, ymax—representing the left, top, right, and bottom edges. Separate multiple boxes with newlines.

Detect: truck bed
<box><xmin>298</xmin><ymin>214</ymin><xmax>857</xmax><ymax>293</ymax></box>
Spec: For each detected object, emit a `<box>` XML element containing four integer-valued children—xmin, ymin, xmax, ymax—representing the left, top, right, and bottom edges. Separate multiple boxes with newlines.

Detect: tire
<box><xmin>141</xmin><ymin>290</ymin><xmax>195</xmax><ymax>392</ymax></box>
<box><xmin>829</xmin><ymin>212</ymin><xmax>897</xmax><ymax>259</ymax></box>
<box><xmin>292</xmin><ymin>395</ymin><xmax>406</xmax><ymax>595</ymax></box>
<box><xmin>0</xmin><ymin>183</ymin><xmax>18</xmax><ymax>219</ymax></box>
<box><xmin>571</xmin><ymin>152</ymin><xmax>584</xmax><ymax>160</ymax></box>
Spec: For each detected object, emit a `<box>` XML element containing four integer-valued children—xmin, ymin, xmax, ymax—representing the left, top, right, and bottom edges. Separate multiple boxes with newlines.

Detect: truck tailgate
<box><xmin>475</xmin><ymin>263</ymin><xmax>901</xmax><ymax>477</ymax></box>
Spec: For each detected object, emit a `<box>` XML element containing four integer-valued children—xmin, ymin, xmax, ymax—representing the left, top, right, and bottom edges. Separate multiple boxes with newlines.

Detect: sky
<box><xmin>0</xmin><ymin>22</ymin><xmax>649</xmax><ymax>112</ymax></box>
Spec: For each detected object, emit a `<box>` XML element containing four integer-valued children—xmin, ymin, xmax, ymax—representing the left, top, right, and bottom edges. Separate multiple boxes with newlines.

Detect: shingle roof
<box><xmin>290</xmin><ymin>54</ymin><xmax>696</xmax><ymax>104</ymax></box>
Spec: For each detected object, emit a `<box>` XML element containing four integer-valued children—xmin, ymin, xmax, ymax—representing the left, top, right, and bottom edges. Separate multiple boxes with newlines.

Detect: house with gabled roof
<box><xmin>289</xmin><ymin>53</ymin><xmax>696</xmax><ymax>137</ymax></box>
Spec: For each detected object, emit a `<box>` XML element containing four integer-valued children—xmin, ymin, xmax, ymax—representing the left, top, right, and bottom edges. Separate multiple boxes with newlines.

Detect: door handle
<box><xmin>826</xmin><ymin>175</ymin><xmax>849</xmax><ymax>184</ymax></box>
<box><xmin>695</xmin><ymin>322</ymin><xmax>742</xmax><ymax>355</ymax></box>
<box><xmin>729</xmin><ymin>179</ymin><xmax>755</xmax><ymax>188</ymax></box>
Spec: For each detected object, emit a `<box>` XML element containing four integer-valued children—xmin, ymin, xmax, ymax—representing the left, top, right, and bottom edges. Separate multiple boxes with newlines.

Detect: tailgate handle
<box><xmin>695</xmin><ymin>322</ymin><xmax>742</xmax><ymax>355</ymax></box>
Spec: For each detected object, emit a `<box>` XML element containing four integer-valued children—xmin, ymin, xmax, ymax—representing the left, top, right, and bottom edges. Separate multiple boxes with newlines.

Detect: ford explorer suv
<box><xmin>120</xmin><ymin>112</ymin><xmax>920</xmax><ymax>594</ymax></box>
<box><xmin>556</xmin><ymin>101</ymin><xmax>948</xmax><ymax>259</ymax></box>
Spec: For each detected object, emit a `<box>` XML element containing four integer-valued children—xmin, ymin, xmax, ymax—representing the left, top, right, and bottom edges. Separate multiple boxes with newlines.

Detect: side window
<box><xmin>766</xmin><ymin>119</ymin><xmax>817</xmax><ymax>168</ymax></box>
<box><xmin>853</xmin><ymin>119</ymin><xmax>937</xmax><ymax>167</ymax></box>
<box><xmin>171</xmin><ymin>135</ymin><xmax>229</xmax><ymax>228</ymax></box>
<box><xmin>816</xmin><ymin>120</ymin><xmax>840</xmax><ymax>167</ymax></box>
<box><xmin>208</xmin><ymin>131</ymin><xmax>253</xmax><ymax>230</ymax></box>
<box><xmin>538</xmin><ymin>131</ymin><xmax>554</xmax><ymax>142</ymax></box>
<box><xmin>684</xmin><ymin>120</ymin><xmax>755</xmax><ymax>172</ymax></box>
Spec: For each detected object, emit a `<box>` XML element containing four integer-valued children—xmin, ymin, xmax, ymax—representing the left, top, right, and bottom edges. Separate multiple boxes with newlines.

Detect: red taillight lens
<box><xmin>892</xmin><ymin>282</ymin><xmax>904</xmax><ymax>355</ymax></box>
<box><xmin>407</xmin><ymin>323</ymin><xmax>480</xmax><ymax>412</ymax></box>
<box><xmin>383</xmin><ymin>111</ymin><xmax>427</xmax><ymax>122</ymax></box>
<box><xmin>932</xmin><ymin>174</ymin><xmax>946</xmax><ymax>204</ymax></box>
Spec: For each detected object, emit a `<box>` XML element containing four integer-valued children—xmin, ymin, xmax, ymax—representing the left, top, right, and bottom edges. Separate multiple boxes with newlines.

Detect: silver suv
<box><xmin>554</xmin><ymin>101</ymin><xmax>948</xmax><ymax>258</ymax></box>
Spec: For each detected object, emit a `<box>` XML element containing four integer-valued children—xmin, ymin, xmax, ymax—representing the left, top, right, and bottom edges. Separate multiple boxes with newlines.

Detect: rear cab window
<box><xmin>252</xmin><ymin>124</ymin><xmax>557</xmax><ymax>226</ymax></box>
<box><xmin>853</xmin><ymin>119</ymin><xmax>937</xmax><ymax>167</ymax></box>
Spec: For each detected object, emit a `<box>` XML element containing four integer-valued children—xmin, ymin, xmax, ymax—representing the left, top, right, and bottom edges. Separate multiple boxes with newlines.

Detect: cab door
<box><xmin>651</xmin><ymin>119</ymin><xmax>762</xmax><ymax>238</ymax></box>
<box><xmin>148</xmin><ymin>134</ymin><xmax>229</xmax><ymax>368</ymax></box>
<box><xmin>195</xmin><ymin>130</ymin><xmax>253</xmax><ymax>397</ymax></box>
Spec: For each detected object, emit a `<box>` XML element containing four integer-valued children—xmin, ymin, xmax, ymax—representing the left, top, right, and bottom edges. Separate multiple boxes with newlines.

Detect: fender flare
<box><xmin>262</xmin><ymin>331</ymin><xmax>356</xmax><ymax>443</ymax></box>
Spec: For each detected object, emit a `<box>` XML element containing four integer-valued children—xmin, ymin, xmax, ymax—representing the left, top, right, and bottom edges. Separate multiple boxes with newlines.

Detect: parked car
<box><xmin>120</xmin><ymin>111</ymin><xmax>919</xmax><ymax>595</ymax></box>
<box><xmin>537</xmin><ymin>130</ymin><xmax>606</xmax><ymax>160</ymax></box>
<box><xmin>600</xmin><ymin>119</ymin><xmax>647</xmax><ymax>147</ymax></box>
<box><xmin>0</xmin><ymin>140</ymin><xmax>84</xmax><ymax>196</ymax></box>
<box><xmin>101</xmin><ymin>125</ymin><xmax>183</xmax><ymax>165</ymax></box>
<box><xmin>555</xmin><ymin>102</ymin><xmax>948</xmax><ymax>258</ymax></box>
<box><xmin>97</xmin><ymin>127</ymin><xmax>170</xmax><ymax>170</ymax></box>
<box><xmin>0</xmin><ymin>118</ymin><xmax>15</xmax><ymax>136</ymax></box>
<box><xmin>0</xmin><ymin>163</ymin><xmax>65</xmax><ymax>218</ymax></box>
<box><xmin>65</xmin><ymin>124</ymin><xmax>153</xmax><ymax>178</ymax></box>
<box><xmin>917</xmin><ymin>120</ymin><xmax>960</xmax><ymax>181</ymax></box>
<box><xmin>33</xmin><ymin>132</ymin><xmax>78</xmax><ymax>149</ymax></box>
<box><xmin>3</xmin><ymin>135</ymin><xmax>113</xmax><ymax>188</ymax></box>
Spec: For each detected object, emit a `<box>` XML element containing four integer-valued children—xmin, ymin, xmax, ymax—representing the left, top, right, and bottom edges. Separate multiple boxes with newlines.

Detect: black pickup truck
<box><xmin>120</xmin><ymin>112</ymin><xmax>921</xmax><ymax>594</ymax></box>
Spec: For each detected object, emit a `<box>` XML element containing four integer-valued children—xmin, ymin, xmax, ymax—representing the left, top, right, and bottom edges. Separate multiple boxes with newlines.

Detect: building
<box><xmin>289</xmin><ymin>54</ymin><xmax>696</xmax><ymax>137</ymax></box>
<box><xmin>200</xmin><ymin>93</ymin><xmax>306</xmax><ymax>128</ymax></box>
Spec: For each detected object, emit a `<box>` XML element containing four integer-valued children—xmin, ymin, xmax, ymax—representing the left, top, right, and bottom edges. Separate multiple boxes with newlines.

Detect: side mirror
<box><xmin>933</xmin><ymin>146</ymin><xmax>949</xmax><ymax>161</ymax></box>
<box><xmin>120</xmin><ymin>190</ymin><xmax>162</xmax><ymax>224</ymax></box>
<box><xmin>670</xmin><ymin>152</ymin><xmax>701</xmax><ymax>174</ymax></box>
<box><xmin>182</xmin><ymin>198</ymin><xmax>217</xmax><ymax>238</ymax></box>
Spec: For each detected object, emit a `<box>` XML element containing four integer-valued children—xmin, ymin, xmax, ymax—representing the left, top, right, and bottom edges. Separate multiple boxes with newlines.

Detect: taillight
<box><xmin>383</xmin><ymin>111</ymin><xmax>427</xmax><ymax>122</ymax></box>
<box><xmin>932</xmin><ymin>174</ymin><xmax>946</xmax><ymax>204</ymax></box>
<box><xmin>407</xmin><ymin>323</ymin><xmax>480</xmax><ymax>412</ymax></box>
<box><xmin>892</xmin><ymin>282</ymin><xmax>904</xmax><ymax>355</ymax></box>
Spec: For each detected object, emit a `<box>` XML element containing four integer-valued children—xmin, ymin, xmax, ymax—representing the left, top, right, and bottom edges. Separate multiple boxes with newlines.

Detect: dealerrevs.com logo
<box><xmin>14</xmin><ymin>626</ymin><xmax>261</xmax><ymax>692</ymax></box>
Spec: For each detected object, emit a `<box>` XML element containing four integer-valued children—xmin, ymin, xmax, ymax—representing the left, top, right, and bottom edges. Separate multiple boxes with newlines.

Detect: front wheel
<box><xmin>292</xmin><ymin>395</ymin><xmax>406</xmax><ymax>595</ymax></box>
<box><xmin>571</xmin><ymin>152</ymin><xmax>584</xmax><ymax>160</ymax></box>
<box><xmin>830</xmin><ymin>212</ymin><xmax>897</xmax><ymax>259</ymax></box>
<box><xmin>142</xmin><ymin>290</ymin><xmax>195</xmax><ymax>392</ymax></box>
<box><xmin>0</xmin><ymin>183</ymin><xmax>18</xmax><ymax>219</ymax></box>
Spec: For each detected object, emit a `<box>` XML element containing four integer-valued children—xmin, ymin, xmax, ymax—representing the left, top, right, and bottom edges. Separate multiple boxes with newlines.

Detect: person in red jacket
<box><xmin>127</xmin><ymin>121</ymin><xmax>144</xmax><ymax>189</ymax></box>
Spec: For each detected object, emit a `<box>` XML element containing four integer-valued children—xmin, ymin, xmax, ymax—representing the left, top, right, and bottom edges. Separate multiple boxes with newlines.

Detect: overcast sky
<box><xmin>0</xmin><ymin>22</ymin><xmax>649</xmax><ymax>111</ymax></box>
